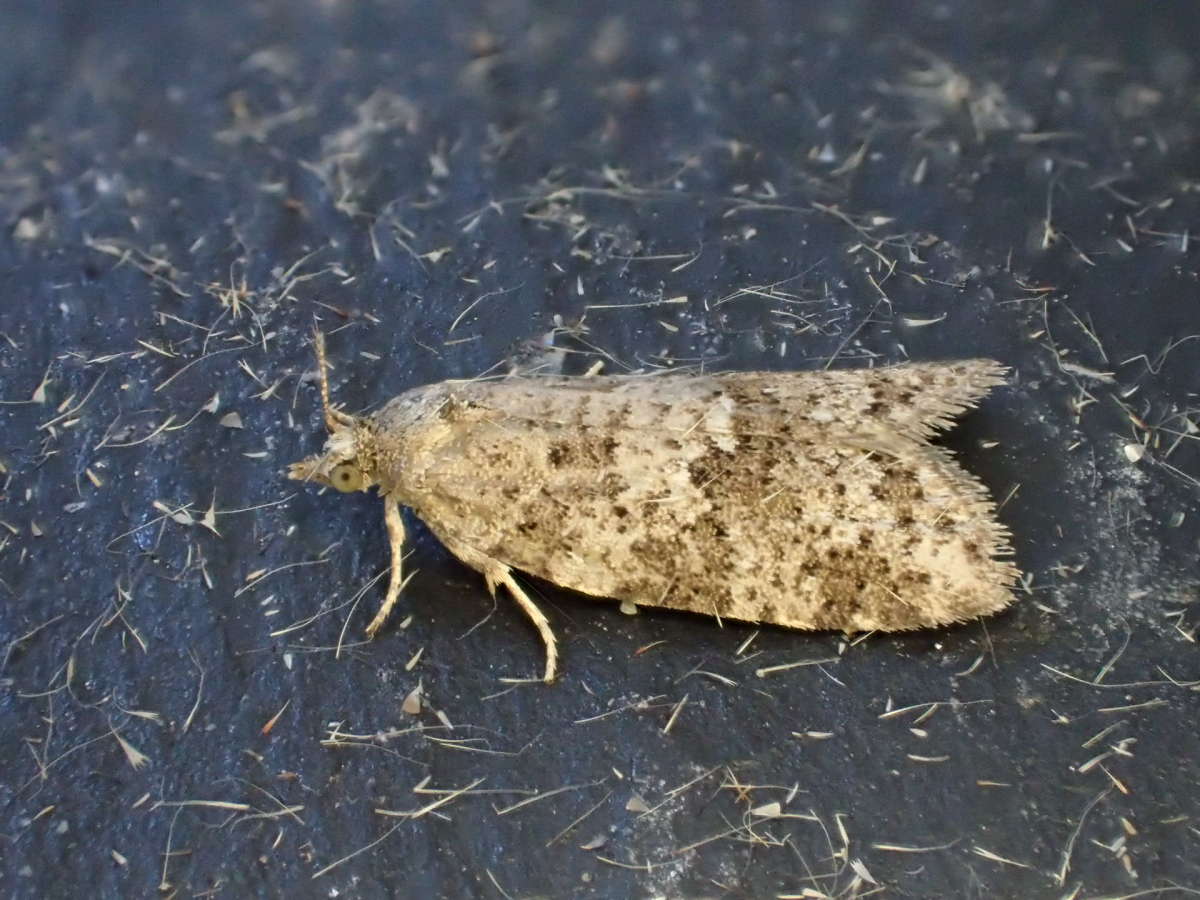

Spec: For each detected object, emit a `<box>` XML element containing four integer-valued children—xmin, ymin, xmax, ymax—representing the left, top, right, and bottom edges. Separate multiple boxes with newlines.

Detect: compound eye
<box><xmin>330</xmin><ymin>463</ymin><xmax>363</xmax><ymax>492</ymax></box>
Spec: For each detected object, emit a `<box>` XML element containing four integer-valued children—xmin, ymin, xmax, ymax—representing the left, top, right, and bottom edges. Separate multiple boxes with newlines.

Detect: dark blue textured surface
<box><xmin>2</xmin><ymin>2</ymin><xmax>1198</xmax><ymax>897</ymax></box>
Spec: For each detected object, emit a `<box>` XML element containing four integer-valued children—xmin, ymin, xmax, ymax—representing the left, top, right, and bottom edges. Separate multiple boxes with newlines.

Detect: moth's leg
<box><xmin>442</xmin><ymin>539</ymin><xmax>559</xmax><ymax>683</ymax></box>
<box><xmin>490</xmin><ymin>567</ymin><xmax>559</xmax><ymax>684</ymax></box>
<box><xmin>365</xmin><ymin>496</ymin><xmax>407</xmax><ymax>639</ymax></box>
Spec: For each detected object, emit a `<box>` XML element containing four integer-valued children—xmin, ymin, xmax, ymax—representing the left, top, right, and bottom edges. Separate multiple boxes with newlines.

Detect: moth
<box><xmin>289</xmin><ymin>332</ymin><xmax>1017</xmax><ymax>682</ymax></box>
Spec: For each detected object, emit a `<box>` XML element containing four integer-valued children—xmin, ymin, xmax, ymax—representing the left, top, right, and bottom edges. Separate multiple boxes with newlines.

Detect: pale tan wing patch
<box><xmin>446</xmin><ymin>360</ymin><xmax>1007</xmax><ymax>446</ymax></box>
<box><xmin>406</xmin><ymin>410</ymin><xmax>1016</xmax><ymax>634</ymax></box>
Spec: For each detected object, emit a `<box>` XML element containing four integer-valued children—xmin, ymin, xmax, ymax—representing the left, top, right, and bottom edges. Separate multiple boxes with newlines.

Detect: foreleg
<box><xmin>365</xmin><ymin>496</ymin><xmax>407</xmax><ymax>639</ymax></box>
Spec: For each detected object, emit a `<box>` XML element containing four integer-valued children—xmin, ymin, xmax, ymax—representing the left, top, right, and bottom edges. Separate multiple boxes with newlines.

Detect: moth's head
<box><xmin>288</xmin><ymin>423</ymin><xmax>379</xmax><ymax>493</ymax></box>
<box><xmin>287</xmin><ymin>328</ymin><xmax>379</xmax><ymax>494</ymax></box>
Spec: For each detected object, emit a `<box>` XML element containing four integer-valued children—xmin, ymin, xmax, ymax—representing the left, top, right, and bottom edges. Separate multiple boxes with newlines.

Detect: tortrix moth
<box><xmin>289</xmin><ymin>332</ymin><xmax>1017</xmax><ymax>682</ymax></box>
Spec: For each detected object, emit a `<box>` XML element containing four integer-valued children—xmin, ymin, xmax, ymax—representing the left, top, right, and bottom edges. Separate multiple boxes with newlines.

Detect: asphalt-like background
<box><xmin>2</xmin><ymin>2</ymin><xmax>1198</xmax><ymax>897</ymax></box>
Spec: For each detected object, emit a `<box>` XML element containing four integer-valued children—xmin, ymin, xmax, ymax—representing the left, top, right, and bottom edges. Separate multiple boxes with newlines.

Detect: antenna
<box><xmin>312</xmin><ymin>325</ymin><xmax>355</xmax><ymax>432</ymax></box>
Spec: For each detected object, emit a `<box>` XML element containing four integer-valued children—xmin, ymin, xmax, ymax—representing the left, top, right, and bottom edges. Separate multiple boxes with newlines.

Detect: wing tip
<box><xmin>907</xmin><ymin>358</ymin><xmax>1010</xmax><ymax>437</ymax></box>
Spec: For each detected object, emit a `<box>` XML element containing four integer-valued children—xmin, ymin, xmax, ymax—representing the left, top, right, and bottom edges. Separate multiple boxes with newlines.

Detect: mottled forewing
<box><xmin>405</xmin><ymin>381</ymin><xmax>1016</xmax><ymax>632</ymax></box>
<box><xmin>446</xmin><ymin>360</ymin><xmax>1007</xmax><ymax>444</ymax></box>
